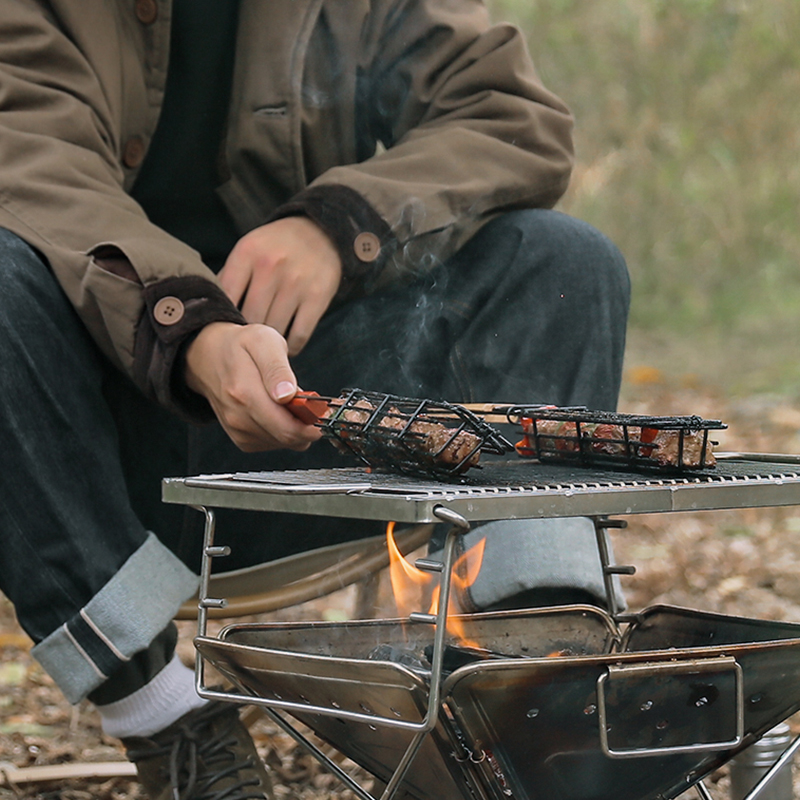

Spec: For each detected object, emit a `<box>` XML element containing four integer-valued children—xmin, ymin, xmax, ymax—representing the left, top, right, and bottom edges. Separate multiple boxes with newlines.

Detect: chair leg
<box><xmin>354</xmin><ymin>571</ymin><xmax>382</xmax><ymax>619</ymax></box>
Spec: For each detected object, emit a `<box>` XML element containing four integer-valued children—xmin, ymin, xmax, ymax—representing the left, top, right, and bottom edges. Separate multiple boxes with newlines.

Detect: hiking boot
<box><xmin>123</xmin><ymin>701</ymin><xmax>272</xmax><ymax>800</ymax></box>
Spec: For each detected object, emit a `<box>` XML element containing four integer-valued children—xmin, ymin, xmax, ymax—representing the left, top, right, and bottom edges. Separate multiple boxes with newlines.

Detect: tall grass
<box><xmin>490</xmin><ymin>0</ymin><xmax>800</xmax><ymax>395</ymax></box>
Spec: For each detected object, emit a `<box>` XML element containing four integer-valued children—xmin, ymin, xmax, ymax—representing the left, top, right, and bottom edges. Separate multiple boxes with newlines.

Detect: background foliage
<box><xmin>490</xmin><ymin>0</ymin><xmax>800</xmax><ymax>397</ymax></box>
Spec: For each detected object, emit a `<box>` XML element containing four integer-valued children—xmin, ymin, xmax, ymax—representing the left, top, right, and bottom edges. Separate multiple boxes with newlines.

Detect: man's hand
<box><xmin>184</xmin><ymin>321</ymin><xmax>322</xmax><ymax>452</ymax></box>
<box><xmin>218</xmin><ymin>216</ymin><xmax>342</xmax><ymax>357</ymax></box>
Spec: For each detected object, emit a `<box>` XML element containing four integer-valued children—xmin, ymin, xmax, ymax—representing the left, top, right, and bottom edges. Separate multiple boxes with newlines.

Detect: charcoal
<box><xmin>423</xmin><ymin>643</ymin><xmax>519</xmax><ymax>674</ymax></box>
<box><xmin>367</xmin><ymin>643</ymin><xmax>429</xmax><ymax>673</ymax></box>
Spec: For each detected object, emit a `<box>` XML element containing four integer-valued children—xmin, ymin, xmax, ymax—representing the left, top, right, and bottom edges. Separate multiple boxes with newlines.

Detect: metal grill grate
<box><xmin>164</xmin><ymin>456</ymin><xmax>800</xmax><ymax>524</ymax></box>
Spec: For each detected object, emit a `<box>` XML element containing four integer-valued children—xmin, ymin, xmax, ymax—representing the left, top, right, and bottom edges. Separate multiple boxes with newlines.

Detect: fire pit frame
<box><xmin>162</xmin><ymin>452</ymin><xmax>800</xmax><ymax>800</ymax></box>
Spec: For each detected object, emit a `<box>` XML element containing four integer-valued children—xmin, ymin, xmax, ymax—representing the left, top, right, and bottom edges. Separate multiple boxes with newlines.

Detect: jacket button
<box><xmin>153</xmin><ymin>296</ymin><xmax>185</xmax><ymax>326</ymax></box>
<box><xmin>353</xmin><ymin>232</ymin><xmax>381</xmax><ymax>262</ymax></box>
<box><xmin>135</xmin><ymin>0</ymin><xmax>158</xmax><ymax>25</ymax></box>
<box><xmin>122</xmin><ymin>136</ymin><xmax>146</xmax><ymax>169</ymax></box>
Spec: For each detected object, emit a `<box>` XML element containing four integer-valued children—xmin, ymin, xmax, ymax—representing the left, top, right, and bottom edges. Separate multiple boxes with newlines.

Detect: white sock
<box><xmin>95</xmin><ymin>654</ymin><xmax>208</xmax><ymax>739</ymax></box>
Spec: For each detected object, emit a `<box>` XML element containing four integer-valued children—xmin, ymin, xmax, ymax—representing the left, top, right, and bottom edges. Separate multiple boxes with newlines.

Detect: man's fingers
<box><xmin>240</xmin><ymin>326</ymin><xmax>300</xmax><ymax>405</ymax></box>
<box><xmin>236</xmin><ymin>268</ymin><xmax>278</xmax><ymax>325</ymax></box>
<box><xmin>286</xmin><ymin>298</ymin><xmax>326</xmax><ymax>356</ymax></box>
<box><xmin>263</xmin><ymin>287</ymin><xmax>298</xmax><ymax>339</ymax></box>
<box><xmin>217</xmin><ymin>256</ymin><xmax>252</xmax><ymax>308</ymax></box>
<box><xmin>185</xmin><ymin>322</ymin><xmax>321</xmax><ymax>452</ymax></box>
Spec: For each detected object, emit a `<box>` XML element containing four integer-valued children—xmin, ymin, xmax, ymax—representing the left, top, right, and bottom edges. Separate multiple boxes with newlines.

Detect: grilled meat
<box><xmin>646</xmin><ymin>426</ymin><xmax>716</xmax><ymax>468</ymax></box>
<box><xmin>516</xmin><ymin>417</ymin><xmax>716</xmax><ymax>468</ymax></box>
<box><xmin>323</xmin><ymin>398</ymin><xmax>481</xmax><ymax>471</ymax></box>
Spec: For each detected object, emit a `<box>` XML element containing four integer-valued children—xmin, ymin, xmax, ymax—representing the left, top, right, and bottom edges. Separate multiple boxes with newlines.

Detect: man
<box><xmin>0</xmin><ymin>1</ymin><xmax>630</xmax><ymax>797</ymax></box>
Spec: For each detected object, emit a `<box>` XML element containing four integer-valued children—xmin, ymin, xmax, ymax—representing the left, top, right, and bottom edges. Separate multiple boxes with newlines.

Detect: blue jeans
<box><xmin>0</xmin><ymin>209</ymin><xmax>629</xmax><ymax>703</ymax></box>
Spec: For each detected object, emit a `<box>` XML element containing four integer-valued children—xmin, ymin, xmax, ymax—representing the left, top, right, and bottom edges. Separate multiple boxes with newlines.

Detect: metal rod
<box><xmin>193</xmin><ymin>506</ymin><xmax>216</xmax><ymax>696</ymax></box>
<box><xmin>378</xmin><ymin>506</ymin><xmax>470</xmax><ymax>800</ymax></box>
<box><xmin>424</xmin><ymin>506</ymin><xmax>470</xmax><ymax>726</ymax></box>
<box><xmin>593</xmin><ymin>517</ymin><xmax>623</xmax><ymax>619</ymax></box>
<box><xmin>596</xmin><ymin>658</ymin><xmax>745</xmax><ymax>758</ymax></box>
<box><xmin>741</xmin><ymin>732</ymin><xmax>800</xmax><ymax>800</ymax></box>
<box><xmin>261</xmin><ymin>707</ymin><xmax>377</xmax><ymax>800</ymax></box>
<box><xmin>195</xmin><ymin>685</ymin><xmax>435</xmax><ymax>731</ymax></box>
<box><xmin>378</xmin><ymin>730</ymin><xmax>430</xmax><ymax>800</ymax></box>
<box><xmin>694</xmin><ymin>779</ymin><xmax>714</xmax><ymax>800</ymax></box>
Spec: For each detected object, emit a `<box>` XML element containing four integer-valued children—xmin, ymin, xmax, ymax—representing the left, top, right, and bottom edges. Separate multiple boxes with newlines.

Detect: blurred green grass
<box><xmin>490</xmin><ymin>0</ymin><xmax>800</xmax><ymax>398</ymax></box>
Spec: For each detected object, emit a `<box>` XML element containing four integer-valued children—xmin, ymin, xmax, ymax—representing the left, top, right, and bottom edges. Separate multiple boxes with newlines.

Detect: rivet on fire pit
<box><xmin>640</xmin><ymin>700</ymin><xmax>654</xmax><ymax>711</ymax></box>
<box><xmin>583</xmin><ymin>704</ymin><xmax>597</xmax><ymax>715</ymax></box>
<box><xmin>749</xmin><ymin>692</ymin><xmax>764</xmax><ymax>704</ymax></box>
<box><xmin>526</xmin><ymin>708</ymin><xmax>539</xmax><ymax>719</ymax></box>
<box><xmin>656</xmin><ymin>719</ymin><xmax>670</xmax><ymax>730</ymax></box>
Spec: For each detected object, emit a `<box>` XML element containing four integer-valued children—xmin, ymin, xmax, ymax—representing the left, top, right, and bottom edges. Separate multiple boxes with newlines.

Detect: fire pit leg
<box><xmin>593</xmin><ymin>516</ymin><xmax>636</xmax><ymax>621</ymax></box>
<box><xmin>695</xmin><ymin>780</ymin><xmax>714</xmax><ymax>800</ymax></box>
<box><xmin>258</xmin><ymin>706</ymin><xmax>379</xmax><ymax>800</ymax></box>
<box><xmin>738</xmin><ymin>731</ymin><xmax>800</xmax><ymax>800</ymax></box>
<box><xmin>375</xmin><ymin>506</ymin><xmax>471</xmax><ymax>800</ymax></box>
<box><xmin>191</xmin><ymin>505</ymin><xmax>232</xmax><ymax>692</ymax></box>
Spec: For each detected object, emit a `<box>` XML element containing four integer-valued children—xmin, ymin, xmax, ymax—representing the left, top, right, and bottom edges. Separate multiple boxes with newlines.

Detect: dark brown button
<box><xmin>353</xmin><ymin>232</ymin><xmax>381</xmax><ymax>263</ymax></box>
<box><xmin>153</xmin><ymin>296</ymin><xmax>185</xmax><ymax>326</ymax></box>
<box><xmin>135</xmin><ymin>0</ymin><xmax>158</xmax><ymax>25</ymax></box>
<box><xmin>122</xmin><ymin>136</ymin><xmax>146</xmax><ymax>169</ymax></box>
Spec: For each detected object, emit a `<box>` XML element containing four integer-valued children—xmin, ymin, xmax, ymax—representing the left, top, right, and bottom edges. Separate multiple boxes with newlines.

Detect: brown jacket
<box><xmin>0</xmin><ymin>0</ymin><xmax>573</xmax><ymax>417</ymax></box>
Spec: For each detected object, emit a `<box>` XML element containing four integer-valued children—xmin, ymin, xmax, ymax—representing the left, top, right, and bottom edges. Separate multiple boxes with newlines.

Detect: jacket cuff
<box><xmin>269</xmin><ymin>184</ymin><xmax>395</xmax><ymax>302</ymax></box>
<box><xmin>134</xmin><ymin>276</ymin><xmax>245</xmax><ymax>422</ymax></box>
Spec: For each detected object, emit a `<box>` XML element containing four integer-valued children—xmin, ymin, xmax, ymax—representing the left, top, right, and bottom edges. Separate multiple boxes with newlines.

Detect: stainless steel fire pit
<box><xmin>162</xmin><ymin>453</ymin><xmax>800</xmax><ymax>800</ymax></box>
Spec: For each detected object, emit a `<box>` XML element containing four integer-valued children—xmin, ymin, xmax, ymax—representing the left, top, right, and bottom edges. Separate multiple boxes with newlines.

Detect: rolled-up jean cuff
<box><xmin>31</xmin><ymin>532</ymin><xmax>199</xmax><ymax>704</ymax></box>
<box><xmin>442</xmin><ymin>517</ymin><xmax>625</xmax><ymax>612</ymax></box>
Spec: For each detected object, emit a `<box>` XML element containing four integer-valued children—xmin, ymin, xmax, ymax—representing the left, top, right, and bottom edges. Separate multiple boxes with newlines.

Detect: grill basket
<box><xmin>510</xmin><ymin>406</ymin><xmax>727</xmax><ymax>473</ymax></box>
<box><xmin>318</xmin><ymin>389</ymin><xmax>513</xmax><ymax>479</ymax></box>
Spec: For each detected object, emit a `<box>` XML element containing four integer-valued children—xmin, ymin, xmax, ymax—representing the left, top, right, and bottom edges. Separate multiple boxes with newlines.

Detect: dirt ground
<box><xmin>4</xmin><ymin>378</ymin><xmax>800</xmax><ymax>799</ymax></box>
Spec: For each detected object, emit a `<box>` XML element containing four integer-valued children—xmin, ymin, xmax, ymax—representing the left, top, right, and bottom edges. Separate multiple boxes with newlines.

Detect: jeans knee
<box><xmin>0</xmin><ymin>227</ymin><xmax>101</xmax><ymax>378</ymax></box>
<box><xmin>496</xmin><ymin>208</ymin><xmax>629</xmax><ymax>294</ymax></box>
<box><xmin>0</xmin><ymin>228</ymin><xmax>54</xmax><ymax>321</ymax></box>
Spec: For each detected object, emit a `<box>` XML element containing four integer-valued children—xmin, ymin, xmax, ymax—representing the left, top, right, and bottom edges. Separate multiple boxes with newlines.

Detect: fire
<box><xmin>387</xmin><ymin>522</ymin><xmax>486</xmax><ymax>647</ymax></box>
<box><xmin>386</xmin><ymin>521</ymin><xmax>431</xmax><ymax>615</ymax></box>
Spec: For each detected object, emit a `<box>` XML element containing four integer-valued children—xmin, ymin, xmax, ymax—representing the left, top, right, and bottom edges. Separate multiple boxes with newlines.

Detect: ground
<box><xmin>3</xmin><ymin>378</ymin><xmax>800</xmax><ymax>800</ymax></box>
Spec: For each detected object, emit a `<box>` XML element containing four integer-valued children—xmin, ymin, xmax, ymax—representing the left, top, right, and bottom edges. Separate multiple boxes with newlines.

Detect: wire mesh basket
<box><xmin>509</xmin><ymin>406</ymin><xmax>727</xmax><ymax>472</ymax></box>
<box><xmin>318</xmin><ymin>388</ymin><xmax>513</xmax><ymax>479</ymax></box>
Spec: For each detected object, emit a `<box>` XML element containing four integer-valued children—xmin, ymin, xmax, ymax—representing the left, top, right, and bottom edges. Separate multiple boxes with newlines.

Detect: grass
<box><xmin>489</xmin><ymin>0</ymin><xmax>800</xmax><ymax>398</ymax></box>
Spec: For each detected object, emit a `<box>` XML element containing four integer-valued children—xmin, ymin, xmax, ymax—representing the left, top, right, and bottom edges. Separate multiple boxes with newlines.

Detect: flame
<box><xmin>387</xmin><ymin>522</ymin><xmax>486</xmax><ymax>648</ymax></box>
<box><xmin>387</xmin><ymin>521</ymin><xmax>432</xmax><ymax>616</ymax></box>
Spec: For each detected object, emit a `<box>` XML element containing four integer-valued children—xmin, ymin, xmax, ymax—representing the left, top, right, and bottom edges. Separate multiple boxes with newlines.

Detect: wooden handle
<box><xmin>430</xmin><ymin>402</ymin><xmax>515</xmax><ymax>424</ymax></box>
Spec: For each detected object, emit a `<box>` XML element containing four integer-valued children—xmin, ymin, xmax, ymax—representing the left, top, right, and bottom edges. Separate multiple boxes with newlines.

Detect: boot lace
<box><xmin>126</xmin><ymin>703</ymin><xmax>266</xmax><ymax>800</ymax></box>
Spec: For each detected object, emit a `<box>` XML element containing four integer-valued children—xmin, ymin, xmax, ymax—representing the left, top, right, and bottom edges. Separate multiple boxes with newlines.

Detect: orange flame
<box><xmin>387</xmin><ymin>522</ymin><xmax>486</xmax><ymax>647</ymax></box>
<box><xmin>387</xmin><ymin>521</ymin><xmax>432</xmax><ymax>616</ymax></box>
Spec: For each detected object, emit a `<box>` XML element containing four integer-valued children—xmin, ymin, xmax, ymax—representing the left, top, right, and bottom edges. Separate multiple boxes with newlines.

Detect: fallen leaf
<box><xmin>0</xmin><ymin>662</ymin><xmax>27</xmax><ymax>686</ymax></box>
<box><xmin>627</xmin><ymin>365</ymin><xmax>664</xmax><ymax>385</ymax></box>
<box><xmin>0</xmin><ymin>633</ymin><xmax>32</xmax><ymax>650</ymax></box>
<box><xmin>0</xmin><ymin>718</ymin><xmax>54</xmax><ymax>736</ymax></box>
